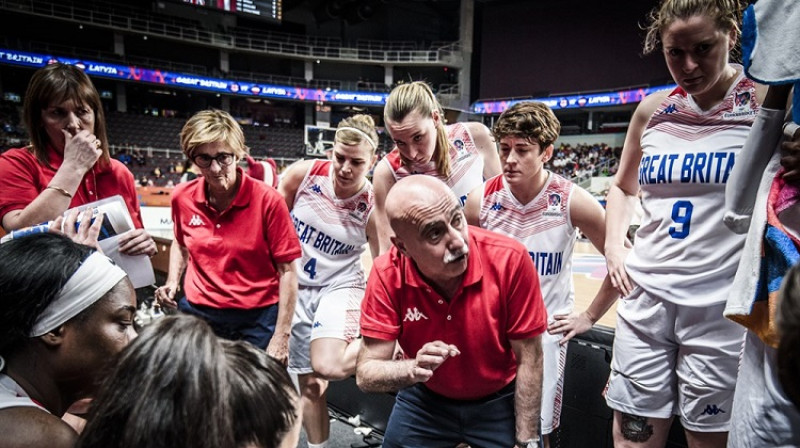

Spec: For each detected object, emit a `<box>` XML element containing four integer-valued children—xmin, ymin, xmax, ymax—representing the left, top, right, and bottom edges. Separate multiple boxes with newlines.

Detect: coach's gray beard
<box><xmin>443</xmin><ymin>247</ymin><xmax>469</xmax><ymax>264</ymax></box>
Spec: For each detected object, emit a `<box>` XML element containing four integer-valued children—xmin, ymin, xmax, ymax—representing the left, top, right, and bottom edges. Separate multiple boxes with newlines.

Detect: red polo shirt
<box><xmin>172</xmin><ymin>167</ymin><xmax>301</xmax><ymax>309</ymax></box>
<box><xmin>360</xmin><ymin>226</ymin><xmax>546</xmax><ymax>400</ymax></box>
<box><xmin>0</xmin><ymin>147</ymin><xmax>143</xmax><ymax>228</ymax></box>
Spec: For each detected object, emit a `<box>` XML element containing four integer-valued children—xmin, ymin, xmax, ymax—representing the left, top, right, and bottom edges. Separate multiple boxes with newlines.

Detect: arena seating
<box><xmin>105</xmin><ymin>112</ymin><xmax>305</xmax><ymax>159</ymax></box>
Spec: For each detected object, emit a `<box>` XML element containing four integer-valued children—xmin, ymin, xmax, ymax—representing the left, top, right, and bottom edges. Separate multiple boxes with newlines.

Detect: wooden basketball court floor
<box><xmin>360</xmin><ymin>240</ymin><xmax>617</xmax><ymax>329</ymax></box>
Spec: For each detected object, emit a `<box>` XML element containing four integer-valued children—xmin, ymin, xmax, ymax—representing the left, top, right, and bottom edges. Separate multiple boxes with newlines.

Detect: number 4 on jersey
<box><xmin>669</xmin><ymin>200</ymin><xmax>693</xmax><ymax>239</ymax></box>
<box><xmin>303</xmin><ymin>257</ymin><xmax>318</xmax><ymax>279</ymax></box>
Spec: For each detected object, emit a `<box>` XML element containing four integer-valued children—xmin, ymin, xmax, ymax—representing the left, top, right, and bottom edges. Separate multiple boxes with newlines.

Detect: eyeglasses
<box><xmin>193</xmin><ymin>153</ymin><xmax>235</xmax><ymax>168</ymax></box>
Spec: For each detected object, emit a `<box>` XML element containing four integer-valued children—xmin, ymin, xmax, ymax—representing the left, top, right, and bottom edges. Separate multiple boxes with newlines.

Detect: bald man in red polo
<box><xmin>357</xmin><ymin>175</ymin><xmax>546</xmax><ymax>448</ymax></box>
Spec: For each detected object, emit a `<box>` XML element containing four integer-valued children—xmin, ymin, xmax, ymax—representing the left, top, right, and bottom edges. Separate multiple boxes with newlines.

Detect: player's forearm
<box><xmin>165</xmin><ymin>240</ymin><xmax>188</xmax><ymax>286</ymax></box>
<box><xmin>2</xmin><ymin>166</ymin><xmax>86</xmax><ymax>230</ymax></box>
<box><xmin>513</xmin><ymin>338</ymin><xmax>543</xmax><ymax>441</ymax></box>
<box><xmin>515</xmin><ymin>363</ymin><xmax>542</xmax><ymax>440</ymax></box>
<box><xmin>584</xmin><ymin>276</ymin><xmax>619</xmax><ymax>324</ymax></box>
<box><xmin>274</xmin><ymin>267</ymin><xmax>298</xmax><ymax>338</ymax></box>
<box><xmin>376</xmin><ymin>212</ymin><xmax>393</xmax><ymax>255</ymax></box>
<box><xmin>604</xmin><ymin>186</ymin><xmax>637</xmax><ymax>250</ymax></box>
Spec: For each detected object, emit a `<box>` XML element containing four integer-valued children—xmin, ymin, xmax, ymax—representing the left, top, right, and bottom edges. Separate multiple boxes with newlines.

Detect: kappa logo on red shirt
<box><xmin>403</xmin><ymin>307</ymin><xmax>428</xmax><ymax>322</ymax></box>
<box><xmin>188</xmin><ymin>214</ymin><xmax>205</xmax><ymax>226</ymax></box>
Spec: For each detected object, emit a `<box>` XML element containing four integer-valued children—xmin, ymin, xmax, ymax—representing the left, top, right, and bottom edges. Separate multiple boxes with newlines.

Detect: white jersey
<box><xmin>0</xmin><ymin>373</ymin><xmax>45</xmax><ymax>411</ymax></box>
<box><xmin>291</xmin><ymin>160</ymin><xmax>374</xmax><ymax>287</ymax></box>
<box><xmin>626</xmin><ymin>69</ymin><xmax>760</xmax><ymax>307</ymax></box>
<box><xmin>479</xmin><ymin>172</ymin><xmax>577</xmax><ymax>316</ymax></box>
<box><xmin>382</xmin><ymin>122</ymin><xmax>485</xmax><ymax>207</ymax></box>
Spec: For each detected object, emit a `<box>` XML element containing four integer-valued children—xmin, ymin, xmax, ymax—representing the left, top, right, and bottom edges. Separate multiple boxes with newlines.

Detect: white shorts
<box><xmin>727</xmin><ymin>331</ymin><xmax>800</xmax><ymax>447</ymax></box>
<box><xmin>541</xmin><ymin>330</ymin><xmax>568</xmax><ymax>435</ymax></box>
<box><xmin>288</xmin><ymin>277</ymin><xmax>364</xmax><ymax>375</ymax></box>
<box><xmin>605</xmin><ymin>288</ymin><xmax>745</xmax><ymax>432</ymax></box>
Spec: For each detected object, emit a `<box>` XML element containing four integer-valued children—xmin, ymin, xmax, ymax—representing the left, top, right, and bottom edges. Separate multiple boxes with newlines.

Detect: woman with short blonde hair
<box><xmin>156</xmin><ymin>109</ymin><xmax>301</xmax><ymax>365</ymax></box>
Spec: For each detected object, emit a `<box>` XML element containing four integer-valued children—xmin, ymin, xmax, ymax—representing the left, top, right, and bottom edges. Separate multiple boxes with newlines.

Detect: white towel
<box><xmin>723</xmin><ymin>108</ymin><xmax>786</xmax><ymax>232</ymax></box>
<box><xmin>725</xmin><ymin>0</ymin><xmax>800</xmax><ymax>231</ymax></box>
<box><xmin>742</xmin><ymin>0</ymin><xmax>800</xmax><ymax>124</ymax></box>
<box><xmin>723</xmin><ymin>149</ymin><xmax>779</xmax><ymax>319</ymax></box>
<box><xmin>742</xmin><ymin>0</ymin><xmax>800</xmax><ymax>84</ymax></box>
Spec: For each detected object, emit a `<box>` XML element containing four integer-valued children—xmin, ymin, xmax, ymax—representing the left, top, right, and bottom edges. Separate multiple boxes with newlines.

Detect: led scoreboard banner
<box><xmin>0</xmin><ymin>48</ymin><xmax>672</xmax><ymax>110</ymax></box>
<box><xmin>0</xmin><ymin>48</ymin><xmax>387</xmax><ymax>107</ymax></box>
<box><xmin>471</xmin><ymin>84</ymin><xmax>677</xmax><ymax>114</ymax></box>
<box><xmin>179</xmin><ymin>0</ymin><xmax>282</xmax><ymax>22</ymax></box>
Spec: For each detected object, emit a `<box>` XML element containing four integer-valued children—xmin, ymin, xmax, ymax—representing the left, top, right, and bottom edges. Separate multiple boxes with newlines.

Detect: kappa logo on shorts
<box><xmin>403</xmin><ymin>307</ymin><xmax>428</xmax><ymax>322</ymax></box>
<box><xmin>187</xmin><ymin>214</ymin><xmax>204</xmax><ymax>226</ymax></box>
<box><xmin>699</xmin><ymin>404</ymin><xmax>726</xmax><ymax>416</ymax></box>
<box><xmin>313</xmin><ymin>321</ymin><xmax>322</xmax><ymax>328</ymax></box>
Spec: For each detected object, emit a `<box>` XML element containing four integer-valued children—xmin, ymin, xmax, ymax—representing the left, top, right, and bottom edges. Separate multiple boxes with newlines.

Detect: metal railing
<box><xmin>1</xmin><ymin>0</ymin><xmax>463</xmax><ymax>66</ymax></box>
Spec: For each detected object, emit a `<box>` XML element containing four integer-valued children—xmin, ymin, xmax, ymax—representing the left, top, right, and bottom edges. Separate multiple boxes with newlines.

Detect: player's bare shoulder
<box><xmin>636</xmin><ymin>89</ymin><xmax>671</xmax><ymax>122</ymax></box>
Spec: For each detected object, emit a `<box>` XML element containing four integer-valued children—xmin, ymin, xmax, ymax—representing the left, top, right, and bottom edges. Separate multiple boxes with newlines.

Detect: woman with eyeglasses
<box><xmin>154</xmin><ymin>109</ymin><xmax>301</xmax><ymax>365</ymax></box>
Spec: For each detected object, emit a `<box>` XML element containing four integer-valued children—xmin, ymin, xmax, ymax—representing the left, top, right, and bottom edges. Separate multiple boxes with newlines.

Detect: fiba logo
<box><xmin>349</xmin><ymin>200</ymin><xmax>369</xmax><ymax>222</ymax></box>
<box><xmin>544</xmin><ymin>193</ymin><xmax>563</xmax><ymax>217</ymax></box>
<box><xmin>734</xmin><ymin>91</ymin><xmax>751</xmax><ymax>108</ymax></box>
<box><xmin>724</xmin><ymin>89</ymin><xmax>756</xmax><ymax>118</ymax></box>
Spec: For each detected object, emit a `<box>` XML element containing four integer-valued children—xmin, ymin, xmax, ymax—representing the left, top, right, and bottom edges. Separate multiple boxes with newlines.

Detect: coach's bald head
<box><xmin>386</xmin><ymin>176</ymin><xmax>470</xmax><ymax>287</ymax></box>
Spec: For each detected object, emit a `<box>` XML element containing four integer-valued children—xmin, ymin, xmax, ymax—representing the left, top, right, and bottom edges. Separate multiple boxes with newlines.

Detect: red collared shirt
<box><xmin>172</xmin><ymin>167</ymin><xmax>301</xmax><ymax>309</ymax></box>
<box><xmin>361</xmin><ymin>226</ymin><xmax>547</xmax><ymax>400</ymax></box>
<box><xmin>0</xmin><ymin>146</ymin><xmax>143</xmax><ymax>227</ymax></box>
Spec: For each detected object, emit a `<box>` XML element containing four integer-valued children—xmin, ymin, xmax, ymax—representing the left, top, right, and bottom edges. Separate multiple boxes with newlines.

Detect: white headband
<box><xmin>335</xmin><ymin>127</ymin><xmax>377</xmax><ymax>150</ymax></box>
<box><xmin>29</xmin><ymin>252</ymin><xmax>127</xmax><ymax>337</ymax></box>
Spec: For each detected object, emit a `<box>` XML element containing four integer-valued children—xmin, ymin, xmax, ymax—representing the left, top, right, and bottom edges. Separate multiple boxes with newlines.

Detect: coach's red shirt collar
<box><xmin>397</xmin><ymin>229</ymin><xmax>483</xmax><ymax>291</ymax></box>
<box><xmin>190</xmin><ymin>166</ymin><xmax>252</xmax><ymax>209</ymax></box>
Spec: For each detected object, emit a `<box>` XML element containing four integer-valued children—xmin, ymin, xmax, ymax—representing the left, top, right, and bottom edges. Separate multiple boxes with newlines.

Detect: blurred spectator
<box><xmin>117</xmin><ymin>149</ymin><xmax>132</xmax><ymax>165</ymax></box>
<box><xmin>179</xmin><ymin>160</ymin><xmax>198</xmax><ymax>183</ymax></box>
<box><xmin>545</xmin><ymin>142</ymin><xmax>620</xmax><ymax>180</ymax></box>
<box><xmin>134</xmin><ymin>148</ymin><xmax>146</xmax><ymax>166</ymax></box>
<box><xmin>246</xmin><ymin>155</ymin><xmax>279</xmax><ymax>188</ymax></box>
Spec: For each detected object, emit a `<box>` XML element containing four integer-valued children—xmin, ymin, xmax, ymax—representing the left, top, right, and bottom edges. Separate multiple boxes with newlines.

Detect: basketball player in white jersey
<box><xmin>464</xmin><ymin>101</ymin><xmax>618</xmax><ymax>447</ymax></box>
<box><xmin>279</xmin><ymin>115</ymin><xmax>379</xmax><ymax>448</ymax></box>
<box><xmin>604</xmin><ymin>1</ymin><xmax>768</xmax><ymax>446</ymax></box>
<box><xmin>373</xmin><ymin>81</ymin><xmax>502</xmax><ymax>253</ymax></box>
